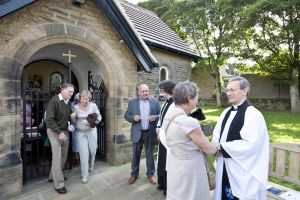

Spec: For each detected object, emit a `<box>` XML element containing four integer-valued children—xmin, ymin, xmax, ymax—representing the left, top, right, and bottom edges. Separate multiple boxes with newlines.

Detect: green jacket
<box><xmin>46</xmin><ymin>95</ymin><xmax>71</xmax><ymax>134</ymax></box>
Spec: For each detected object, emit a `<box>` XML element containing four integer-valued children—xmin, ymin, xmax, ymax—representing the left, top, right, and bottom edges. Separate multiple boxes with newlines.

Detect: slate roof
<box><xmin>0</xmin><ymin>0</ymin><xmax>34</xmax><ymax>18</ymax></box>
<box><xmin>120</xmin><ymin>1</ymin><xmax>200</xmax><ymax>61</ymax></box>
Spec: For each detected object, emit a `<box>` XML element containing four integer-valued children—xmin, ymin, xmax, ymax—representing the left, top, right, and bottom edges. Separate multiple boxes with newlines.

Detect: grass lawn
<box><xmin>201</xmin><ymin>106</ymin><xmax>300</xmax><ymax>191</ymax></box>
<box><xmin>201</xmin><ymin>106</ymin><xmax>300</xmax><ymax>144</ymax></box>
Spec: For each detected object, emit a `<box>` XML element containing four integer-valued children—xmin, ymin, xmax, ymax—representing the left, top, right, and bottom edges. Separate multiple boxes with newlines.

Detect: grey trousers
<box><xmin>77</xmin><ymin>128</ymin><xmax>97</xmax><ymax>178</ymax></box>
<box><xmin>47</xmin><ymin>129</ymin><xmax>69</xmax><ymax>189</ymax></box>
<box><xmin>131</xmin><ymin>130</ymin><xmax>155</xmax><ymax>177</ymax></box>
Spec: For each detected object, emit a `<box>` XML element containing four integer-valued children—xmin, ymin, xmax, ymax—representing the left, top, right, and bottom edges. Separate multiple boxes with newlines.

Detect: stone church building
<box><xmin>0</xmin><ymin>0</ymin><xmax>199</xmax><ymax>197</ymax></box>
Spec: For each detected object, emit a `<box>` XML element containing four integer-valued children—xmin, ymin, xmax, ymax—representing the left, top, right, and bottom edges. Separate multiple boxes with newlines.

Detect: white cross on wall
<box><xmin>62</xmin><ymin>50</ymin><xmax>76</xmax><ymax>63</ymax></box>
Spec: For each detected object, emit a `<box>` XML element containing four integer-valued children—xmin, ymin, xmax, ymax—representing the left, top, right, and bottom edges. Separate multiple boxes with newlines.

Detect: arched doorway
<box><xmin>20</xmin><ymin>59</ymin><xmax>80</xmax><ymax>181</ymax></box>
<box><xmin>20</xmin><ymin>59</ymin><xmax>109</xmax><ymax>182</ymax></box>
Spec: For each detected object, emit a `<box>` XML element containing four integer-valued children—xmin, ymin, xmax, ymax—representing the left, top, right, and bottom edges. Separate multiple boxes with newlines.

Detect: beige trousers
<box><xmin>47</xmin><ymin>129</ymin><xmax>69</xmax><ymax>189</ymax></box>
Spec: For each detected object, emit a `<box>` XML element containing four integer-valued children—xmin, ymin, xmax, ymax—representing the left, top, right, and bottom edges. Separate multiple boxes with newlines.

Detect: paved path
<box><xmin>14</xmin><ymin>159</ymin><xmax>169</xmax><ymax>200</ymax></box>
<box><xmin>13</xmin><ymin>158</ymin><xmax>287</xmax><ymax>200</ymax></box>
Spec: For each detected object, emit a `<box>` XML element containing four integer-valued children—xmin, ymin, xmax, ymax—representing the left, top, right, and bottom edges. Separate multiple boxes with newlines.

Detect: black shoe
<box><xmin>157</xmin><ymin>186</ymin><xmax>163</xmax><ymax>191</ymax></box>
<box><xmin>163</xmin><ymin>191</ymin><xmax>167</xmax><ymax>197</ymax></box>
<box><xmin>55</xmin><ymin>187</ymin><xmax>67</xmax><ymax>194</ymax></box>
<box><xmin>48</xmin><ymin>176</ymin><xmax>67</xmax><ymax>182</ymax></box>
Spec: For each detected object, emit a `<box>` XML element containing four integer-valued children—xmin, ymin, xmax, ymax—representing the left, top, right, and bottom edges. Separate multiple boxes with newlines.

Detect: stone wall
<box><xmin>243</xmin><ymin>74</ymin><xmax>290</xmax><ymax>99</ymax></box>
<box><xmin>192</xmin><ymin>67</ymin><xmax>215</xmax><ymax>99</ymax></box>
<box><xmin>192</xmin><ymin>68</ymin><xmax>290</xmax><ymax>100</ymax></box>
<box><xmin>250</xmin><ymin>98</ymin><xmax>290</xmax><ymax>111</ymax></box>
<box><xmin>201</xmin><ymin>98</ymin><xmax>290</xmax><ymax>111</ymax></box>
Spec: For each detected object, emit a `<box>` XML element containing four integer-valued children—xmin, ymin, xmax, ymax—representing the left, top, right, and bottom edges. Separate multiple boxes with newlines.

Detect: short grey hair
<box><xmin>228</xmin><ymin>76</ymin><xmax>250</xmax><ymax>90</ymax></box>
<box><xmin>173</xmin><ymin>81</ymin><xmax>199</xmax><ymax>105</ymax></box>
<box><xmin>61</xmin><ymin>83</ymin><xmax>74</xmax><ymax>90</ymax></box>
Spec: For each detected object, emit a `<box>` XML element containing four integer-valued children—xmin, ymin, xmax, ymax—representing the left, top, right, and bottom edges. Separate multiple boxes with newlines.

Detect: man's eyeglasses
<box><xmin>225</xmin><ymin>88</ymin><xmax>241</xmax><ymax>93</ymax></box>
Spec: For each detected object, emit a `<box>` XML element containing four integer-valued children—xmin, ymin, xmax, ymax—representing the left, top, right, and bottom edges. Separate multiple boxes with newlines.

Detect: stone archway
<box><xmin>0</xmin><ymin>23</ymin><xmax>133</xmax><ymax>191</ymax></box>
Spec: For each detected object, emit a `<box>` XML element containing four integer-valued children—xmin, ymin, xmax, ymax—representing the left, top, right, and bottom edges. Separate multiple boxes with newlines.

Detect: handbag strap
<box><xmin>164</xmin><ymin>113</ymin><xmax>185</xmax><ymax>135</ymax></box>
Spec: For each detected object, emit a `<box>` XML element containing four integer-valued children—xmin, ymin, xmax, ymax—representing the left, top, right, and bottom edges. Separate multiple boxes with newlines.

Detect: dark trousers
<box><xmin>131</xmin><ymin>130</ymin><xmax>155</xmax><ymax>177</ymax></box>
<box><xmin>157</xmin><ymin>142</ymin><xmax>167</xmax><ymax>194</ymax></box>
<box><xmin>222</xmin><ymin>163</ymin><xmax>239</xmax><ymax>200</ymax></box>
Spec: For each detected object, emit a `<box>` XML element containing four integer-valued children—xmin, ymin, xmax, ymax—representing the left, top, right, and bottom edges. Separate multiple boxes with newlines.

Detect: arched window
<box><xmin>159</xmin><ymin>66</ymin><xmax>169</xmax><ymax>81</ymax></box>
<box><xmin>49</xmin><ymin>72</ymin><xmax>64</xmax><ymax>91</ymax></box>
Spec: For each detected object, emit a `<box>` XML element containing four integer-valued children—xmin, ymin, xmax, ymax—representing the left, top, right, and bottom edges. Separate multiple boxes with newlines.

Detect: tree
<box><xmin>237</xmin><ymin>0</ymin><xmax>300</xmax><ymax>112</ymax></box>
<box><xmin>159</xmin><ymin>0</ymin><xmax>240</xmax><ymax>106</ymax></box>
<box><xmin>138</xmin><ymin>0</ymin><xmax>175</xmax><ymax>17</ymax></box>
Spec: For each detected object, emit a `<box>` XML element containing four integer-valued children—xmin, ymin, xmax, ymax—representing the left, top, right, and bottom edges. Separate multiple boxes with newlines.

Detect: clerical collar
<box><xmin>231</xmin><ymin>100</ymin><xmax>250</xmax><ymax>111</ymax></box>
<box><xmin>232</xmin><ymin>106</ymin><xmax>238</xmax><ymax>111</ymax></box>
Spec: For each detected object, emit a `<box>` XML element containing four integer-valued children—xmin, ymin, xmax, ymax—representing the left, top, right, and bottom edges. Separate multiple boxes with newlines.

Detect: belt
<box><xmin>141</xmin><ymin>129</ymin><xmax>149</xmax><ymax>132</ymax></box>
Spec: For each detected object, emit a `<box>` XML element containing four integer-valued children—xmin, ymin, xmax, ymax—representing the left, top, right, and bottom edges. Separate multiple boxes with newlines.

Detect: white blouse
<box><xmin>74</xmin><ymin>102</ymin><xmax>102</xmax><ymax>131</ymax></box>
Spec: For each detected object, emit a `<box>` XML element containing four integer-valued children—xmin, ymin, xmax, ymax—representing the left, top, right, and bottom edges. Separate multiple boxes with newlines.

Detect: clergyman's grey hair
<box><xmin>173</xmin><ymin>81</ymin><xmax>199</xmax><ymax>105</ymax></box>
<box><xmin>228</xmin><ymin>76</ymin><xmax>250</xmax><ymax>90</ymax></box>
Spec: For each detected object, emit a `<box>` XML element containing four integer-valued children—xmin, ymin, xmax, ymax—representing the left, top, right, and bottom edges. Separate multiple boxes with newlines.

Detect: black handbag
<box><xmin>189</xmin><ymin>108</ymin><xmax>206</xmax><ymax>121</ymax></box>
<box><xmin>87</xmin><ymin>113</ymin><xmax>97</xmax><ymax>128</ymax></box>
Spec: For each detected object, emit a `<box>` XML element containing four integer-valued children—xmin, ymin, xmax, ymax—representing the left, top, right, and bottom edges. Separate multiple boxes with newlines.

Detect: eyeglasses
<box><xmin>225</xmin><ymin>88</ymin><xmax>241</xmax><ymax>93</ymax></box>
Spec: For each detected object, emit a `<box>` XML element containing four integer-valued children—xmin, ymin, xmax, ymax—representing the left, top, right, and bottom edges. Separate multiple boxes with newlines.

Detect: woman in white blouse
<box><xmin>71</xmin><ymin>90</ymin><xmax>102</xmax><ymax>184</ymax></box>
<box><xmin>163</xmin><ymin>81</ymin><xmax>219</xmax><ymax>200</ymax></box>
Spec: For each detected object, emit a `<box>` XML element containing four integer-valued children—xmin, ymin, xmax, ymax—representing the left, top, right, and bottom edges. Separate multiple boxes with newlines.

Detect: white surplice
<box><xmin>212</xmin><ymin>106</ymin><xmax>269</xmax><ymax>200</ymax></box>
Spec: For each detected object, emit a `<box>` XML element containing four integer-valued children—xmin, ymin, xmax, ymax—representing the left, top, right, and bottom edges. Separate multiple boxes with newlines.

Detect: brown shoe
<box><xmin>148</xmin><ymin>176</ymin><xmax>156</xmax><ymax>185</ymax></box>
<box><xmin>55</xmin><ymin>187</ymin><xmax>67</xmax><ymax>194</ymax></box>
<box><xmin>127</xmin><ymin>176</ymin><xmax>137</xmax><ymax>185</ymax></box>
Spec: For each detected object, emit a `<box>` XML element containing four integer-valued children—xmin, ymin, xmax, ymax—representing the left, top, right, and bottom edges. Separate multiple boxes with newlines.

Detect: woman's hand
<box><xmin>213</xmin><ymin>142</ymin><xmax>222</xmax><ymax>157</ymax></box>
<box><xmin>70</xmin><ymin>112</ymin><xmax>76</xmax><ymax>121</ymax></box>
<box><xmin>189</xmin><ymin>128</ymin><xmax>219</xmax><ymax>155</ymax></box>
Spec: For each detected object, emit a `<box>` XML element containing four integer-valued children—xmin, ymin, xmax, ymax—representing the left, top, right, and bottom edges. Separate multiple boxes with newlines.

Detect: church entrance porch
<box><xmin>20</xmin><ymin>56</ymin><xmax>107</xmax><ymax>182</ymax></box>
<box><xmin>0</xmin><ymin>19</ymin><xmax>138</xmax><ymax>197</ymax></box>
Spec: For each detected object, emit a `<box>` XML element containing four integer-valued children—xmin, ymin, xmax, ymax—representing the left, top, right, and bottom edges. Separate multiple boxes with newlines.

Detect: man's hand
<box><xmin>148</xmin><ymin>115</ymin><xmax>156</xmax><ymax>122</ymax></box>
<box><xmin>134</xmin><ymin>115</ymin><xmax>141</xmax><ymax>122</ymax></box>
<box><xmin>58</xmin><ymin>132</ymin><xmax>67</xmax><ymax>142</ymax></box>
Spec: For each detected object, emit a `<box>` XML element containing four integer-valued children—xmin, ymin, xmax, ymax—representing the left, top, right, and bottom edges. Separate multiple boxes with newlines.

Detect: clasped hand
<box><xmin>58</xmin><ymin>132</ymin><xmax>67</xmax><ymax>142</ymax></box>
<box><xmin>133</xmin><ymin>115</ymin><xmax>156</xmax><ymax>122</ymax></box>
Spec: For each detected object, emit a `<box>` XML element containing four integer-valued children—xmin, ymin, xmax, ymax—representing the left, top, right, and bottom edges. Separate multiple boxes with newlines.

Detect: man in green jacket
<box><xmin>46</xmin><ymin>83</ymin><xmax>74</xmax><ymax>194</ymax></box>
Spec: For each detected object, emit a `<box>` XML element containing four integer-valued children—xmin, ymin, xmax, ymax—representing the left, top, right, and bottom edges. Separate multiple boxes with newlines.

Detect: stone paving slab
<box><xmin>11</xmin><ymin>158</ymin><xmax>280</xmax><ymax>200</ymax></box>
<box><xmin>14</xmin><ymin>159</ymin><xmax>166</xmax><ymax>200</ymax></box>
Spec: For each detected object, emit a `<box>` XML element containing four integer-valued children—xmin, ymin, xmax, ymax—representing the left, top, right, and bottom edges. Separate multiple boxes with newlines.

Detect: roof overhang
<box><xmin>144</xmin><ymin>39</ymin><xmax>200</xmax><ymax>62</ymax></box>
<box><xmin>95</xmin><ymin>0</ymin><xmax>158</xmax><ymax>72</ymax></box>
<box><xmin>0</xmin><ymin>0</ymin><xmax>35</xmax><ymax>18</ymax></box>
